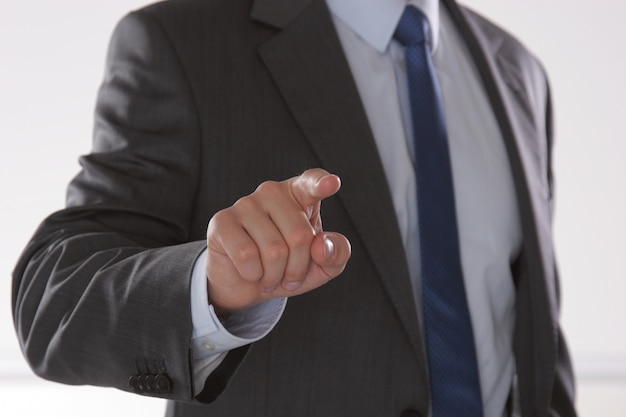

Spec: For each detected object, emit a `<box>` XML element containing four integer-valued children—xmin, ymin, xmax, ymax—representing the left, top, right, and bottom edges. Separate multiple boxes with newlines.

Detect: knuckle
<box><xmin>284</xmin><ymin>226</ymin><xmax>315</xmax><ymax>248</ymax></box>
<box><xmin>209</xmin><ymin>208</ymin><xmax>229</xmax><ymax>226</ymax></box>
<box><xmin>263</xmin><ymin>239</ymin><xmax>289</xmax><ymax>263</ymax></box>
<box><xmin>231</xmin><ymin>243</ymin><xmax>260</xmax><ymax>266</ymax></box>
<box><xmin>207</xmin><ymin>210</ymin><xmax>231</xmax><ymax>238</ymax></box>
<box><xmin>232</xmin><ymin>195</ymin><xmax>258</xmax><ymax>213</ymax></box>
<box><xmin>283</xmin><ymin>266</ymin><xmax>306</xmax><ymax>282</ymax></box>
<box><xmin>255</xmin><ymin>180</ymin><xmax>282</xmax><ymax>196</ymax></box>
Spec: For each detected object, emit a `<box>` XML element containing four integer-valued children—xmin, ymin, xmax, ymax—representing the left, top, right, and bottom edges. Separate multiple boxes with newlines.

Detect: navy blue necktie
<box><xmin>394</xmin><ymin>7</ymin><xmax>484</xmax><ymax>417</ymax></box>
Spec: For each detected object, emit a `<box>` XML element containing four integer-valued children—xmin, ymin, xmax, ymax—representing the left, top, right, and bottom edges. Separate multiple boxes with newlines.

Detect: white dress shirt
<box><xmin>189</xmin><ymin>1</ymin><xmax>523</xmax><ymax>416</ymax></box>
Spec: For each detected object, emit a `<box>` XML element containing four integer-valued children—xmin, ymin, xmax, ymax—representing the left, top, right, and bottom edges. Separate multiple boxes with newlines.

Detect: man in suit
<box><xmin>12</xmin><ymin>0</ymin><xmax>577</xmax><ymax>416</ymax></box>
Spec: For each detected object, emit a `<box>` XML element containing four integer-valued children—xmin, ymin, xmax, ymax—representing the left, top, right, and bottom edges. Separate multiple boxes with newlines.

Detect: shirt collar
<box><xmin>326</xmin><ymin>0</ymin><xmax>440</xmax><ymax>53</ymax></box>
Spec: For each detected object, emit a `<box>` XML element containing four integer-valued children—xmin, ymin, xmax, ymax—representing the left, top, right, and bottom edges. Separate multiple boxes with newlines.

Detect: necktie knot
<box><xmin>394</xmin><ymin>6</ymin><xmax>431</xmax><ymax>47</ymax></box>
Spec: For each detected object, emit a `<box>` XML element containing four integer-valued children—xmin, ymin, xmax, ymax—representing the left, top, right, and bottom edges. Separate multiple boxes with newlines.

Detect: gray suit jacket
<box><xmin>12</xmin><ymin>0</ymin><xmax>576</xmax><ymax>416</ymax></box>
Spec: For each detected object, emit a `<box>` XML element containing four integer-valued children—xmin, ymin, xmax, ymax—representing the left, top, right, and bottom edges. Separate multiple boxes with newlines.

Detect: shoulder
<box><xmin>455</xmin><ymin>4</ymin><xmax>552</xmax><ymax>121</ymax></box>
<box><xmin>458</xmin><ymin>5</ymin><xmax>547</xmax><ymax>81</ymax></box>
<box><xmin>130</xmin><ymin>0</ymin><xmax>255</xmax><ymax>34</ymax></box>
<box><xmin>109</xmin><ymin>0</ymin><xmax>273</xmax><ymax>60</ymax></box>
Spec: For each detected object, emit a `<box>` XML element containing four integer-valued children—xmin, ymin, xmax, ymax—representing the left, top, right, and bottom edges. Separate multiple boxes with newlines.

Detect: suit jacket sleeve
<box><xmin>12</xmin><ymin>10</ymin><xmax>216</xmax><ymax>402</ymax></box>
<box><xmin>545</xmin><ymin>81</ymin><xmax>577</xmax><ymax>417</ymax></box>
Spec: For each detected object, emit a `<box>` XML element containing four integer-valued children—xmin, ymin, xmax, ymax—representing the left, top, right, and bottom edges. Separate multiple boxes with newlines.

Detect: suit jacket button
<box><xmin>145</xmin><ymin>374</ymin><xmax>156</xmax><ymax>392</ymax></box>
<box><xmin>155</xmin><ymin>373</ymin><xmax>172</xmax><ymax>394</ymax></box>
<box><xmin>136</xmin><ymin>375</ymin><xmax>146</xmax><ymax>392</ymax></box>
<box><xmin>129</xmin><ymin>375</ymin><xmax>142</xmax><ymax>393</ymax></box>
<box><xmin>401</xmin><ymin>410</ymin><xmax>421</xmax><ymax>417</ymax></box>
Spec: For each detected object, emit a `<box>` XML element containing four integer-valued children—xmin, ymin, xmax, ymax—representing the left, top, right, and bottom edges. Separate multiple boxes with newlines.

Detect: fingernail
<box><xmin>315</xmin><ymin>174</ymin><xmax>331</xmax><ymax>187</ymax></box>
<box><xmin>263</xmin><ymin>285</ymin><xmax>278</xmax><ymax>294</ymax></box>
<box><xmin>324</xmin><ymin>235</ymin><xmax>335</xmax><ymax>259</ymax></box>
<box><xmin>284</xmin><ymin>281</ymin><xmax>302</xmax><ymax>291</ymax></box>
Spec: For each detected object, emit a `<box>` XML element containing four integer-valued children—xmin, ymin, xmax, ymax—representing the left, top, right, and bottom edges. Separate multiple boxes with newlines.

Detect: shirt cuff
<box><xmin>190</xmin><ymin>249</ymin><xmax>287</xmax><ymax>360</ymax></box>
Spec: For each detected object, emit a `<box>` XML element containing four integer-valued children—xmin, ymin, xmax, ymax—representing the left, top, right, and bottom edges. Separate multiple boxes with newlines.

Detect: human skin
<box><xmin>206</xmin><ymin>168</ymin><xmax>352</xmax><ymax>315</ymax></box>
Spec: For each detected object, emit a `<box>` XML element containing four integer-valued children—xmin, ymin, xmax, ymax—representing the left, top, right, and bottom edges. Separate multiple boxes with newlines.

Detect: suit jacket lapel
<box><xmin>251</xmin><ymin>0</ymin><xmax>559</xmax><ymax>412</ymax></box>
<box><xmin>443</xmin><ymin>0</ymin><xmax>558</xmax><ymax>414</ymax></box>
<box><xmin>251</xmin><ymin>0</ymin><xmax>425</xmax><ymax>359</ymax></box>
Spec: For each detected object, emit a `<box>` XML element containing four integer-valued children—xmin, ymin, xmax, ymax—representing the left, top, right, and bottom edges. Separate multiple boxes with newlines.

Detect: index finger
<box><xmin>289</xmin><ymin>169</ymin><xmax>341</xmax><ymax>212</ymax></box>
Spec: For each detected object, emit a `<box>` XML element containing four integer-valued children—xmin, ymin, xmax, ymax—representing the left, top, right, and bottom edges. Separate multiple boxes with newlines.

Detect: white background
<box><xmin>1</xmin><ymin>0</ymin><xmax>624</xmax><ymax>415</ymax></box>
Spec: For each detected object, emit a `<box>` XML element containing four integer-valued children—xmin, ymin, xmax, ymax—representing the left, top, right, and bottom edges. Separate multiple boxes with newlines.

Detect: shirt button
<box><xmin>201</xmin><ymin>339</ymin><xmax>216</xmax><ymax>352</ymax></box>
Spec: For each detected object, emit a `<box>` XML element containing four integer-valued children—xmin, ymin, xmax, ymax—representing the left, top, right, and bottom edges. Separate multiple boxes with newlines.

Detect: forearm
<box><xmin>13</xmin><ymin>217</ymin><xmax>206</xmax><ymax>400</ymax></box>
<box><xmin>189</xmin><ymin>249</ymin><xmax>286</xmax><ymax>396</ymax></box>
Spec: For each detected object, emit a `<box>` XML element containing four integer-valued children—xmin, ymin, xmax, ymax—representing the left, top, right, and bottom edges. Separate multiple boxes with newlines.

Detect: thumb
<box><xmin>310</xmin><ymin>232</ymin><xmax>351</xmax><ymax>279</ymax></box>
